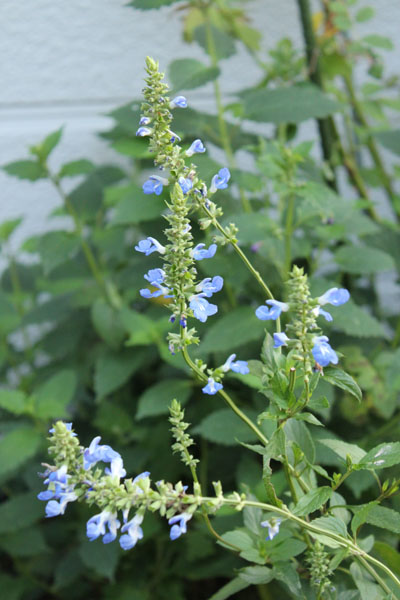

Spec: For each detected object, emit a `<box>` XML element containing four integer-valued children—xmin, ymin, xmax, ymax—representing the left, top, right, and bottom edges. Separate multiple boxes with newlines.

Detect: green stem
<box><xmin>203</xmin><ymin>9</ymin><xmax>252</xmax><ymax>213</ymax></box>
<box><xmin>181</xmin><ymin>346</ymin><xmax>269</xmax><ymax>446</ymax></box>
<box><xmin>284</xmin><ymin>193</ymin><xmax>295</xmax><ymax>275</ymax></box>
<box><xmin>356</xmin><ymin>555</ymin><xmax>393</xmax><ymax>597</ymax></box>
<box><xmin>48</xmin><ymin>173</ymin><xmax>122</xmax><ymax>308</ymax></box>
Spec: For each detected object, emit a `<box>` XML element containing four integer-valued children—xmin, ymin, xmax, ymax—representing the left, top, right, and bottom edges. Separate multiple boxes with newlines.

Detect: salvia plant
<box><xmin>1</xmin><ymin>1</ymin><xmax>400</xmax><ymax>599</ymax></box>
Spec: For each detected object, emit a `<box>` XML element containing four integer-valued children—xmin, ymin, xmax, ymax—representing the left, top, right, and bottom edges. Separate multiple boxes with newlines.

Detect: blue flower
<box><xmin>49</xmin><ymin>422</ymin><xmax>77</xmax><ymax>436</ymax></box>
<box><xmin>256</xmin><ymin>300</ymin><xmax>289</xmax><ymax>321</ymax></box>
<box><xmin>140</xmin><ymin>283</ymin><xmax>172</xmax><ymax>299</ymax></box>
<box><xmin>261</xmin><ymin>518</ymin><xmax>282</xmax><ymax>540</ymax></box>
<box><xmin>196</xmin><ymin>276</ymin><xmax>224</xmax><ymax>297</ymax></box>
<box><xmin>120</xmin><ymin>513</ymin><xmax>144</xmax><ymax>550</ymax></box>
<box><xmin>178</xmin><ymin>176</ymin><xmax>193</xmax><ymax>194</ymax></box>
<box><xmin>192</xmin><ymin>243</ymin><xmax>217</xmax><ymax>260</ymax></box>
<box><xmin>222</xmin><ymin>353</ymin><xmax>249</xmax><ymax>374</ymax></box>
<box><xmin>189</xmin><ymin>295</ymin><xmax>218</xmax><ymax>323</ymax></box>
<box><xmin>313</xmin><ymin>306</ymin><xmax>333</xmax><ymax>322</ymax></box>
<box><xmin>210</xmin><ymin>168</ymin><xmax>230</xmax><ymax>193</ymax></box>
<box><xmin>170</xmin><ymin>131</ymin><xmax>182</xmax><ymax>143</ymax></box>
<box><xmin>105</xmin><ymin>456</ymin><xmax>126</xmax><ymax>480</ymax></box>
<box><xmin>170</xmin><ymin>96</ymin><xmax>187</xmax><ymax>109</ymax></box>
<box><xmin>136</xmin><ymin>126</ymin><xmax>152</xmax><ymax>137</ymax></box>
<box><xmin>38</xmin><ymin>465</ymin><xmax>78</xmax><ymax>515</ymax></box>
<box><xmin>168</xmin><ymin>512</ymin><xmax>192</xmax><ymax>540</ymax></box>
<box><xmin>202</xmin><ymin>378</ymin><xmax>223</xmax><ymax>395</ymax></box>
<box><xmin>273</xmin><ymin>332</ymin><xmax>290</xmax><ymax>348</ymax></box>
<box><xmin>135</xmin><ymin>237</ymin><xmax>166</xmax><ymax>256</ymax></box>
<box><xmin>312</xmin><ymin>336</ymin><xmax>338</xmax><ymax>367</ymax></box>
<box><xmin>45</xmin><ymin>491</ymin><xmax>77</xmax><ymax>518</ymax></box>
<box><xmin>186</xmin><ymin>139</ymin><xmax>206</xmax><ymax>157</ymax></box>
<box><xmin>318</xmin><ymin>287</ymin><xmax>350</xmax><ymax>306</ymax></box>
<box><xmin>83</xmin><ymin>437</ymin><xmax>126</xmax><ymax>480</ymax></box>
<box><xmin>139</xmin><ymin>116</ymin><xmax>151</xmax><ymax>126</ymax></box>
<box><xmin>87</xmin><ymin>511</ymin><xmax>120</xmax><ymax>544</ymax></box>
<box><xmin>142</xmin><ymin>176</ymin><xmax>168</xmax><ymax>196</ymax></box>
<box><xmin>144</xmin><ymin>268</ymin><xmax>165</xmax><ymax>285</ymax></box>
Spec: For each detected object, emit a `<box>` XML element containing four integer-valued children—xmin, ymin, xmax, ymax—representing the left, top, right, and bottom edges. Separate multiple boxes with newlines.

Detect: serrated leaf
<box><xmin>0</xmin><ymin>427</ymin><xmax>41</xmax><ymax>478</ymax></box>
<box><xmin>239</xmin><ymin>84</ymin><xmax>340</xmax><ymax>124</ymax></box>
<box><xmin>0</xmin><ymin>390</ymin><xmax>29</xmax><ymax>415</ymax></box>
<box><xmin>239</xmin><ymin>565</ymin><xmax>274</xmax><ymax>585</ymax></box>
<box><xmin>317</xmin><ymin>438</ymin><xmax>366</xmax><ymax>463</ymax></box>
<box><xmin>323</xmin><ymin>367</ymin><xmax>362</xmax><ymax>402</ymax></box>
<box><xmin>3</xmin><ymin>160</ymin><xmax>47</xmax><ymax>181</ymax></box>
<box><xmin>357</xmin><ymin>442</ymin><xmax>400</xmax><ymax>470</ymax></box>
<box><xmin>169</xmin><ymin>59</ymin><xmax>220</xmax><ymax>91</ymax></box>
<box><xmin>273</xmin><ymin>562</ymin><xmax>301</xmax><ymax>595</ymax></box>
<box><xmin>94</xmin><ymin>349</ymin><xmax>145</xmax><ymax>398</ymax></box>
<box><xmin>293</xmin><ymin>487</ymin><xmax>333</xmax><ymax>516</ymax></box>
<box><xmin>334</xmin><ymin>245</ymin><xmax>395</xmax><ymax>274</ymax></box>
<box><xmin>34</xmin><ymin>370</ymin><xmax>77</xmax><ymax>419</ymax></box>
<box><xmin>221</xmin><ymin>530</ymin><xmax>254</xmax><ymax>551</ymax></box>
<box><xmin>136</xmin><ymin>379</ymin><xmax>192</xmax><ymax>419</ymax></box>
<box><xmin>309</xmin><ymin>516</ymin><xmax>347</xmax><ymax>548</ymax></box>
<box><xmin>200</xmin><ymin>307</ymin><xmax>262</xmax><ymax>354</ymax></box>
<box><xmin>0</xmin><ymin>492</ymin><xmax>44</xmax><ymax>534</ymax></box>
<box><xmin>59</xmin><ymin>159</ymin><xmax>95</xmax><ymax>177</ymax></box>
<box><xmin>243</xmin><ymin>505</ymin><xmax>263</xmax><ymax>535</ymax></box>
<box><xmin>208</xmin><ymin>578</ymin><xmax>250</xmax><ymax>600</ymax></box>
<box><xmin>79</xmin><ymin>539</ymin><xmax>119</xmax><ymax>580</ymax></box>
<box><xmin>193</xmin><ymin>408</ymin><xmax>259</xmax><ymax>446</ymax></box>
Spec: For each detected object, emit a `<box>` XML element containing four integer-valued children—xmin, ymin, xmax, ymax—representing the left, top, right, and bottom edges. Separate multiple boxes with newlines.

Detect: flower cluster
<box><xmin>201</xmin><ymin>352</ymin><xmax>250</xmax><ymax>395</ymax></box>
<box><xmin>38</xmin><ymin>422</ymin><xmax>196</xmax><ymax>550</ymax></box>
<box><xmin>255</xmin><ymin>267</ymin><xmax>350</xmax><ymax>371</ymax></box>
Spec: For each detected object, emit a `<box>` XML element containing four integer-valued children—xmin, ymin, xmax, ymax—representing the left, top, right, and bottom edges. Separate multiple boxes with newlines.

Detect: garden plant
<box><xmin>1</xmin><ymin>1</ymin><xmax>400</xmax><ymax>599</ymax></box>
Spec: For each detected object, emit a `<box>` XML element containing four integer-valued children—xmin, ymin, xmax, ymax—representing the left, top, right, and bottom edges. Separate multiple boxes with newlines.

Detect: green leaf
<box><xmin>0</xmin><ymin>492</ymin><xmax>44</xmax><ymax>534</ymax></box>
<box><xmin>79</xmin><ymin>539</ymin><xmax>119</xmax><ymax>580</ymax></box>
<box><xmin>362</xmin><ymin>505</ymin><xmax>400</xmax><ymax>535</ymax></box>
<box><xmin>91</xmin><ymin>298</ymin><xmax>126</xmax><ymax>349</ymax></box>
<box><xmin>362</xmin><ymin>34</ymin><xmax>394</xmax><ymax>50</ymax></box>
<box><xmin>34</xmin><ymin>370</ymin><xmax>77</xmax><ymax>419</ymax></box>
<box><xmin>68</xmin><ymin>166</ymin><xmax>125</xmax><ymax>219</ymax></box>
<box><xmin>293</xmin><ymin>487</ymin><xmax>333</xmax><ymax>516</ymax></box>
<box><xmin>59</xmin><ymin>159</ymin><xmax>95</xmax><ymax>177</ymax></box>
<box><xmin>334</xmin><ymin>245</ymin><xmax>395</xmax><ymax>274</ymax></box>
<box><xmin>239</xmin><ymin>84</ymin><xmax>340</xmax><ymax>124</ymax></box>
<box><xmin>94</xmin><ymin>349</ymin><xmax>145</xmax><ymax>398</ymax></box>
<box><xmin>221</xmin><ymin>530</ymin><xmax>254</xmax><ymax>551</ymax></box>
<box><xmin>34</xmin><ymin>128</ymin><xmax>63</xmax><ymax>160</ymax></box>
<box><xmin>309</xmin><ymin>516</ymin><xmax>347</xmax><ymax>549</ymax></box>
<box><xmin>0</xmin><ymin>427</ymin><xmax>41</xmax><ymax>478</ymax></box>
<box><xmin>126</xmin><ymin>0</ymin><xmax>180</xmax><ymax>8</ymax></box>
<box><xmin>54</xmin><ymin>550</ymin><xmax>85</xmax><ymax>590</ymax></box>
<box><xmin>0</xmin><ymin>217</ymin><xmax>23</xmax><ymax>242</ymax></box>
<box><xmin>194</xmin><ymin>24</ymin><xmax>236</xmax><ymax>60</ymax></box>
<box><xmin>355</xmin><ymin>6</ymin><xmax>374</xmax><ymax>21</ymax></box>
<box><xmin>285</xmin><ymin>419</ymin><xmax>315</xmax><ymax>463</ymax></box>
<box><xmin>374</xmin><ymin>542</ymin><xmax>400</xmax><ymax>577</ymax></box>
<box><xmin>109</xmin><ymin>184</ymin><xmax>165</xmax><ymax>225</ymax></box>
<box><xmin>328</xmin><ymin>300</ymin><xmax>387</xmax><ymax>339</ymax></box>
<box><xmin>374</xmin><ymin>130</ymin><xmax>400</xmax><ymax>156</ymax></box>
<box><xmin>121</xmin><ymin>308</ymin><xmax>164</xmax><ymax>346</ymax></box>
<box><xmin>193</xmin><ymin>408</ymin><xmax>259</xmax><ymax>446</ymax></box>
<box><xmin>169</xmin><ymin>59</ymin><xmax>220</xmax><ymax>91</ymax></box>
<box><xmin>0</xmin><ymin>526</ymin><xmax>49</xmax><ymax>557</ymax></box>
<box><xmin>317</xmin><ymin>438</ymin><xmax>366</xmax><ymax>463</ymax></box>
<box><xmin>273</xmin><ymin>562</ymin><xmax>301</xmax><ymax>595</ymax></box>
<box><xmin>136</xmin><ymin>379</ymin><xmax>192</xmax><ymax>419</ymax></box>
<box><xmin>208</xmin><ymin>578</ymin><xmax>250</xmax><ymax>600</ymax></box>
<box><xmin>239</xmin><ymin>565</ymin><xmax>274</xmax><ymax>585</ymax></box>
<box><xmin>200</xmin><ymin>307</ymin><xmax>262</xmax><ymax>354</ymax></box>
<box><xmin>243</xmin><ymin>505</ymin><xmax>263</xmax><ymax>535</ymax></box>
<box><xmin>357</xmin><ymin>442</ymin><xmax>400</xmax><ymax>470</ymax></box>
<box><xmin>0</xmin><ymin>574</ymin><xmax>28</xmax><ymax>600</ymax></box>
<box><xmin>38</xmin><ymin>231</ymin><xmax>80</xmax><ymax>275</ymax></box>
<box><xmin>269</xmin><ymin>538</ymin><xmax>307</xmax><ymax>561</ymax></box>
<box><xmin>3</xmin><ymin>160</ymin><xmax>47</xmax><ymax>181</ymax></box>
<box><xmin>350</xmin><ymin>563</ymin><xmax>386</xmax><ymax>600</ymax></box>
<box><xmin>0</xmin><ymin>390</ymin><xmax>29</xmax><ymax>415</ymax></box>
<box><xmin>323</xmin><ymin>367</ymin><xmax>362</xmax><ymax>402</ymax></box>
<box><xmin>221</xmin><ymin>213</ymin><xmax>272</xmax><ymax>245</ymax></box>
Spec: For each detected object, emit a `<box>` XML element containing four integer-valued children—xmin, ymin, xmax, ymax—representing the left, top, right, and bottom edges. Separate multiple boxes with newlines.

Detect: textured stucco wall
<box><xmin>1</xmin><ymin>0</ymin><xmax>399</xmax><ymax>248</ymax></box>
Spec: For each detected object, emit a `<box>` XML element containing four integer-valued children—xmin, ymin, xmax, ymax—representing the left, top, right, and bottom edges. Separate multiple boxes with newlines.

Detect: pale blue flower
<box><xmin>139</xmin><ymin>116</ymin><xmax>151</xmax><ymax>125</ymax></box>
<box><xmin>196</xmin><ymin>276</ymin><xmax>223</xmax><ymax>297</ymax></box>
<box><xmin>222</xmin><ymin>353</ymin><xmax>249</xmax><ymax>374</ymax></box>
<box><xmin>312</xmin><ymin>336</ymin><xmax>338</xmax><ymax>367</ymax></box>
<box><xmin>192</xmin><ymin>243</ymin><xmax>217</xmax><ymax>260</ymax></box>
<box><xmin>186</xmin><ymin>139</ymin><xmax>206</xmax><ymax>157</ymax></box>
<box><xmin>140</xmin><ymin>282</ymin><xmax>172</xmax><ymax>299</ymax></box>
<box><xmin>210</xmin><ymin>168</ymin><xmax>230</xmax><ymax>193</ymax></box>
<box><xmin>135</xmin><ymin>237</ymin><xmax>166</xmax><ymax>256</ymax></box>
<box><xmin>313</xmin><ymin>306</ymin><xmax>333</xmax><ymax>322</ymax></box>
<box><xmin>273</xmin><ymin>332</ymin><xmax>290</xmax><ymax>348</ymax></box>
<box><xmin>178</xmin><ymin>176</ymin><xmax>193</xmax><ymax>194</ymax></box>
<box><xmin>87</xmin><ymin>511</ymin><xmax>120</xmax><ymax>544</ymax></box>
<box><xmin>318</xmin><ymin>287</ymin><xmax>350</xmax><ymax>306</ymax></box>
<box><xmin>144</xmin><ymin>268</ymin><xmax>165</xmax><ymax>285</ymax></box>
<box><xmin>256</xmin><ymin>300</ymin><xmax>289</xmax><ymax>321</ymax></box>
<box><xmin>136</xmin><ymin>126</ymin><xmax>152</xmax><ymax>137</ymax></box>
<box><xmin>142</xmin><ymin>176</ymin><xmax>168</xmax><ymax>196</ymax></box>
<box><xmin>44</xmin><ymin>489</ymin><xmax>77</xmax><ymax>518</ymax></box>
<box><xmin>170</xmin><ymin>96</ymin><xmax>187</xmax><ymax>109</ymax></box>
<box><xmin>168</xmin><ymin>512</ymin><xmax>192</xmax><ymax>540</ymax></box>
<box><xmin>189</xmin><ymin>295</ymin><xmax>218</xmax><ymax>323</ymax></box>
<box><xmin>261</xmin><ymin>518</ymin><xmax>282</xmax><ymax>540</ymax></box>
<box><xmin>202</xmin><ymin>378</ymin><xmax>223</xmax><ymax>395</ymax></box>
<box><xmin>105</xmin><ymin>456</ymin><xmax>126</xmax><ymax>480</ymax></box>
<box><xmin>170</xmin><ymin>132</ymin><xmax>181</xmax><ymax>143</ymax></box>
<box><xmin>120</xmin><ymin>513</ymin><xmax>144</xmax><ymax>550</ymax></box>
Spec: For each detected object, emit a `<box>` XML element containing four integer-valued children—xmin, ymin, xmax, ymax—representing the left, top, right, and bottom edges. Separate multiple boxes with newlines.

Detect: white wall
<box><xmin>1</xmin><ymin>0</ymin><xmax>399</xmax><ymax>249</ymax></box>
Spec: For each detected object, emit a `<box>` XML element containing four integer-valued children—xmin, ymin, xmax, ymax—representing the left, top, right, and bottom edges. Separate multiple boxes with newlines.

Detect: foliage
<box><xmin>1</xmin><ymin>1</ymin><xmax>400</xmax><ymax>599</ymax></box>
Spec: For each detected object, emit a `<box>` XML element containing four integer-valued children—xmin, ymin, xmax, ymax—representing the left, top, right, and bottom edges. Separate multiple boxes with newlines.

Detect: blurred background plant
<box><xmin>0</xmin><ymin>0</ymin><xmax>400</xmax><ymax>598</ymax></box>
